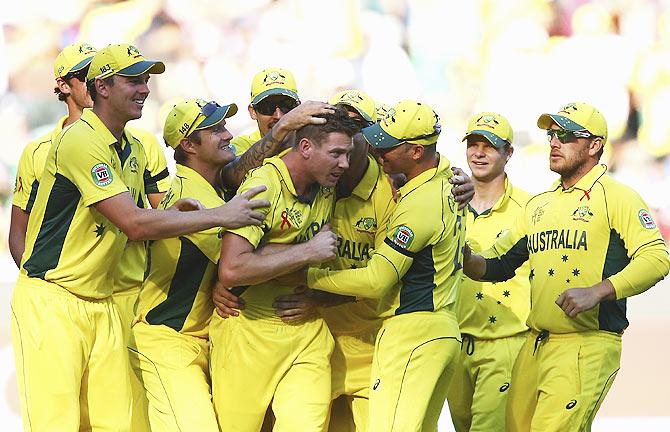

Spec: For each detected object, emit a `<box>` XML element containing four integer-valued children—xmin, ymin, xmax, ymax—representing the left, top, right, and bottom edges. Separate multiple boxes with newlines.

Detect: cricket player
<box><xmin>446</xmin><ymin>112</ymin><xmax>531</xmax><ymax>431</ymax></box>
<box><xmin>230</xmin><ymin>66</ymin><xmax>300</xmax><ymax>157</ymax></box>
<box><xmin>211</xmin><ymin>107</ymin><xmax>359</xmax><ymax>431</ymax></box>
<box><xmin>462</xmin><ymin>102</ymin><xmax>670</xmax><ymax>431</ymax></box>
<box><xmin>302</xmin><ymin>100</ymin><xmax>467</xmax><ymax>431</ymax></box>
<box><xmin>10</xmin><ymin>43</ymin><xmax>268</xmax><ymax>432</ymax></box>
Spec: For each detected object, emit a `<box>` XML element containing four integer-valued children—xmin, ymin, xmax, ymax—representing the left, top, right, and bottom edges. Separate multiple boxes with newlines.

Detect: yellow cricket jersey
<box><xmin>230</xmin><ymin>129</ymin><xmax>261</xmax><ymax>157</ymax></box>
<box><xmin>308</xmin><ymin>154</ymin><xmax>466</xmax><ymax>319</ymax></box>
<box><xmin>137</xmin><ymin>164</ymin><xmax>223</xmax><ymax>339</ymax></box>
<box><xmin>483</xmin><ymin>164</ymin><xmax>670</xmax><ymax>334</ymax></box>
<box><xmin>112</xmin><ymin>127</ymin><xmax>171</xmax><ymax>294</ymax></box>
<box><xmin>12</xmin><ymin>116</ymin><xmax>67</xmax><ymax>212</ymax></box>
<box><xmin>229</xmin><ymin>153</ymin><xmax>335</xmax><ymax>321</ymax></box>
<box><xmin>20</xmin><ymin>108</ymin><xmax>147</xmax><ymax>299</ymax></box>
<box><xmin>457</xmin><ymin>178</ymin><xmax>531</xmax><ymax>339</ymax></box>
<box><xmin>320</xmin><ymin>155</ymin><xmax>396</xmax><ymax>335</ymax></box>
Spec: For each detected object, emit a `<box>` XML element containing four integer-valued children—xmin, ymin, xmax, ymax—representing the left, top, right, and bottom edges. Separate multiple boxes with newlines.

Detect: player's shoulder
<box><xmin>507</xmin><ymin>180</ymin><xmax>532</xmax><ymax>209</ymax></box>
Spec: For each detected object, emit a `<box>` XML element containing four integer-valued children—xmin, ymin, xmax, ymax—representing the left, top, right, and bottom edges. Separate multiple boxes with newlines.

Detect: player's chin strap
<box><xmin>533</xmin><ymin>330</ymin><xmax>550</xmax><ymax>356</ymax></box>
<box><xmin>461</xmin><ymin>334</ymin><xmax>475</xmax><ymax>356</ymax></box>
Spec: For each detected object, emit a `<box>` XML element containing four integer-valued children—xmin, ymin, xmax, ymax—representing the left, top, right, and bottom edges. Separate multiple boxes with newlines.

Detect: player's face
<box><xmin>466</xmin><ymin>137</ymin><xmax>509</xmax><ymax>182</ymax></box>
<box><xmin>309</xmin><ymin>132</ymin><xmax>353</xmax><ymax>187</ymax></box>
<box><xmin>250</xmin><ymin>95</ymin><xmax>299</xmax><ymax>136</ymax></box>
<box><xmin>193</xmin><ymin>121</ymin><xmax>235</xmax><ymax>167</ymax></box>
<box><xmin>547</xmin><ymin>124</ymin><xmax>591</xmax><ymax>178</ymax></box>
<box><xmin>108</xmin><ymin>73</ymin><xmax>151</xmax><ymax>122</ymax></box>
<box><xmin>374</xmin><ymin>143</ymin><xmax>412</xmax><ymax>175</ymax></box>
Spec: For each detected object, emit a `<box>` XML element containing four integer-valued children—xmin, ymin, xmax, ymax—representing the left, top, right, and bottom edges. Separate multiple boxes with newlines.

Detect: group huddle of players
<box><xmin>8</xmin><ymin>41</ymin><xmax>669</xmax><ymax>432</ymax></box>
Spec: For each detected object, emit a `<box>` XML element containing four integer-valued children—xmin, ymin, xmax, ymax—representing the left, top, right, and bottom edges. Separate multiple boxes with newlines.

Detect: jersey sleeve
<box><xmin>227</xmin><ymin>167</ymin><xmax>277</xmax><ymax>248</ymax></box>
<box><xmin>307</xmin><ymin>197</ymin><xmax>436</xmax><ymax>298</ymax></box>
<box><xmin>54</xmin><ymin>132</ymin><xmax>128</xmax><ymax>207</ymax></box>
<box><xmin>606</xmin><ymin>185</ymin><xmax>670</xmax><ymax>299</ymax></box>
<box><xmin>12</xmin><ymin>141</ymin><xmax>38</xmax><ymax>211</ymax></box>
<box><xmin>139</xmin><ymin>132</ymin><xmax>170</xmax><ymax>194</ymax></box>
<box><xmin>481</xmin><ymin>203</ymin><xmax>530</xmax><ymax>281</ymax></box>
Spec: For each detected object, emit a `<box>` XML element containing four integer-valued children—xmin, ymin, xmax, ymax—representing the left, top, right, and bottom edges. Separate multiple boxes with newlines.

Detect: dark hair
<box><xmin>172</xmin><ymin>130</ymin><xmax>202</xmax><ymax>164</ymax></box>
<box><xmin>87</xmin><ymin>75</ymin><xmax>115</xmax><ymax>102</ymax></box>
<box><xmin>294</xmin><ymin>106</ymin><xmax>359</xmax><ymax>148</ymax></box>
<box><xmin>54</xmin><ymin>67</ymin><xmax>89</xmax><ymax>102</ymax></box>
<box><xmin>421</xmin><ymin>143</ymin><xmax>437</xmax><ymax>159</ymax></box>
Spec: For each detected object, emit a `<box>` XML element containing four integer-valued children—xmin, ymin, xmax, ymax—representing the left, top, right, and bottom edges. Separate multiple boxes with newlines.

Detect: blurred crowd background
<box><xmin>1</xmin><ymin>0</ymin><xmax>669</xmax><ymax>429</ymax></box>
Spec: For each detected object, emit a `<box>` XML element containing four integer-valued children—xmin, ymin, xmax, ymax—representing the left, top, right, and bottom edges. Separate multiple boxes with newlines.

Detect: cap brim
<box><xmin>195</xmin><ymin>104</ymin><xmax>238</xmax><ymax>130</ymax></box>
<box><xmin>345</xmin><ymin>104</ymin><xmax>373</xmax><ymax>123</ymax></box>
<box><xmin>117</xmin><ymin>60</ymin><xmax>166</xmax><ymax>76</ymax></box>
<box><xmin>537</xmin><ymin>114</ymin><xmax>585</xmax><ymax>131</ymax></box>
<box><xmin>68</xmin><ymin>56</ymin><xmax>95</xmax><ymax>74</ymax></box>
<box><xmin>361</xmin><ymin>122</ymin><xmax>402</xmax><ymax>149</ymax></box>
<box><xmin>462</xmin><ymin>130</ymin><xmax>508</xmax><ymax>148</ymax></box>
<box><xmin>252</xmin><ymin>88</ymin><xmax>299</xmax><ymax>105</ymax></box>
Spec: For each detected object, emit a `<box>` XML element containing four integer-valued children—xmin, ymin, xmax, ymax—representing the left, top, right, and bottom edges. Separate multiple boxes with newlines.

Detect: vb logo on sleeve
<box><xmin>91</xmin><ymin>163</ymin><xmax>113</xmax><ymax>187</ymax></box>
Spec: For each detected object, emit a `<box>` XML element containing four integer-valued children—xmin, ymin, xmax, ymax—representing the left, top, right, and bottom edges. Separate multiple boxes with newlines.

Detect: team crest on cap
<box><xmin>476</xmin><ymin>114</ymin><xmax>499</xmax><ymax>129</ymax></box>
<box><xmin>79</xmin><ymin>43</ymin><xmax>96</xmax><ymax>54</ymax></box>
<box><xmin>559</xmin><ymin>103</ymin><xmax>578</xmax><ymax>115</ymax></box>
<box><xmin>264</xmin><ymin>71</ymin><xmax>286</xmax><ymax>86</ymax></box>
<box><xmin>638</xmin><ymin>209</ymin><xmax>656</xmax><ymax>229</ymax></box>
<box><xmin>127</xmin><ymin>45</ymin><xmax>141</xmax><ymax>58</ymax></box>
<box><xmin>340</xmin><ymin>91</ymin><xmax>364</xmax><ymax>103</ymax></box>
<box><xmin>91</xmin><ymin>163</ymin><xmax>113</xmax><ymax>186</ymax></box>
<box><xmin>392</xmin><ymin>225</ymin><xmax>414</xmax><ymax>249</ymax></box>
<box><xmin>571</xmin><ymin>205</ymin><xmax>593</xmax><ymax>222</ymax></box>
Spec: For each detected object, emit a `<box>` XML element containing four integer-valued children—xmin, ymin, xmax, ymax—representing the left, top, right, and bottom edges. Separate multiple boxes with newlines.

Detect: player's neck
<box><xmin>92</xmin><ymin>104</ymin><xmax>127</xmax><ymax>142</ymax></box>
<box><xmin>281</xmin><ymin>151</ymin><xmax>316</xmax><ymax>196</ymax></box>
<box><xmin>64</xmin><ymin>101</ymin><xmax>85</xmax><ymax>127</ymax></box>
<box><xmin>471</xmin><ymin>173</ymin><xmax>506</xmax><ymax>214</ymax></box>
<box><xmin>403</xmin><ymin>153</ymin><xmax>439</xmax><ymax>182</ymax></box>
<box><xmin>560</xmin><ymin>159</ymin><xmax>598</xmax><ymax>190</ymax></box>
<box><xmin>187</xmin><ymin>160</ymin><xmax>219</xmax><ymax>190</ymax></box>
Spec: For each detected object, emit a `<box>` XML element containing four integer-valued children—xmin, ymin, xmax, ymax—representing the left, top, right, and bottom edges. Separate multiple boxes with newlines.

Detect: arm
<box><xmin>218</xmin><ymin>224</ymin><xmax>338</xmax><ymax>287</ymax></box>
<box><xmin>8</xmin><ymin>205</ymin><xmax>29</xmax><ymax>267</ymax></box>
<box><xmin>94</xmin><ymin>186</ymin><xmax>269</xmax><ymax>241</ymax></box>
<box><xmin>220</xmin><ymin>101</ymin><xmax>336</xmax><ymax>189</ymax></box>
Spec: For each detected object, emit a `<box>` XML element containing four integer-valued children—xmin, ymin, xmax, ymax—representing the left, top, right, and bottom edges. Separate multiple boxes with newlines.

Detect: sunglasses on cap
<box><xmin>185</xmin><ymin>101</ymin><xmax>220</xmax><ymax>137</ymax></box>
<box><xmin>253</xmin><ymin>98</ymin><xmax>299</xmax><ymax>116</ymax></box>
<box><xmin>403</xmin><ymin>129</ymin><xmax>440</xmax><ymax>144</ymax></box>
<box><xmin>546</xmin><ymin>129</ymin><xmax>599</xmax><ymax>144</ymax></box>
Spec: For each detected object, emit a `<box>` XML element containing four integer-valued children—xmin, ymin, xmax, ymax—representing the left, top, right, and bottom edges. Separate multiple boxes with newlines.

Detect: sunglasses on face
<box><xmin>185</xmin><ymin>101</ymin><xmax>220</xmax><ymax>137</ymax></box>
<box><xmin>546</xmin><ymin>129</ymin><xmax>597</xmax><ymax>143</ymax></box>
<box><xmin>351</xmin><ymin>117</ymin><xmax>373</xmax><ymax>131</ymax></box>
<box><xmin>64</xmin><ymin>68</ymin><xmax>88</xmax><ymax>83</ymax></box>
<box><xmin>253</xmin><ymin>98</ymin><xmax>299</xmax><ymax>116</ymax></box>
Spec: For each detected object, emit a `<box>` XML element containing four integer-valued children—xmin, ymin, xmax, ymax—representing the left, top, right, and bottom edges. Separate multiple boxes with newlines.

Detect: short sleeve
<box><xmin>139</xmin><ymin>132</ymin><xmax>170</xmax><ymax>194</ymax></box>
<box><xmin>12</xmin><ymin>141</ymin><xmax>38</xmax><ymax>210</ymax></box>
<box><xmin>227</xmin><ymin>167</ymin><xmax>277</xmax><ymax>248</ymax></box>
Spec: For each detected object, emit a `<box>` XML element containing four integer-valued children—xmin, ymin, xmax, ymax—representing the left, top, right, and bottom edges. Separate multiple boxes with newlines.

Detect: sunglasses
<box><xmin>64</xmin><ymin>68</ymin><xmax>88</xmax><ymax>82</ymax></box>
<box><xmin>546</xmin><ymin>129</ymin><xmax>598</xmax><ymax>143</ymax></box>
<box><xmin>253</xmin><ymin>98</ymin><xmax>299</xmax><ymax>116</ymax></box>
<box><xmin>403</xmin><ymin>129</ymin><xmax>440</xmax><ymax>143</ymax></box>
<box><xmin>352</xmin><ymin>117</ymin><xmax>373</xmax><ymax>131</ymax></box>
<box><xmin>185</xmin><ymin>101</ymin><xmax>220</xmax><ymax>137</ymax></box>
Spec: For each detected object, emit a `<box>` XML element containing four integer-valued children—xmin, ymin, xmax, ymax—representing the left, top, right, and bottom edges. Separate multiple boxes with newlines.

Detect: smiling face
<box><xmin>466</xmin><ymin>136</ymin><xmax>510</xmax><ymax>182</ymax></box>
<box><xmin>107</xmin><ymin>73</ymin><xmax>151</xmax><ymax>122</ymax></box>
<box><xmin>191</xmin><ymin>120</ymin><xmax>236</xmax><ymax>168</ymax></box>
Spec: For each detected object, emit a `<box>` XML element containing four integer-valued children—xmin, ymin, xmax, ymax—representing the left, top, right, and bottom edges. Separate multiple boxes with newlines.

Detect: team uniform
<box><xmin>210</xmin><ymin>154</ymin><xmax>335</xmax><ymax>432</ymax></box>
<box><xmin>323</xmin><ymin>154</ymin><xmax>395</xmax><ymax>432</ymax></box>
<box><xmin>447</xmin><ymin>177</ymin><xmax>531</xmax><ymax>432</ymax></box>
<box><xmin>309</xmin><ymin>155</ymin><xmax>466</xmax><ymax>431</ymax></box>
<box><xmin>230</xmin><ymin>129</ymin><xmax>261</xmax><ymax>157</ymax></box>
<box><xmin>10</xmin><ymin>108</ymin><xmax>148</xmax><ymax>431</ymax></box>
<box><xmin>481</xmin><ymin>164</ymin><xmax>669</xmax><ymax>431</ymax></box>
<box><xmin>129</xmin><ymin>164</ymin><xmax>222</xmax><ymax>432</ymax></box>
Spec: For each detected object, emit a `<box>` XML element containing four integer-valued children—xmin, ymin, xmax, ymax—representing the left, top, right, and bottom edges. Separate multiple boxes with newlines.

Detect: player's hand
<box><xmin>218</xmin><ymin>185</ymin><xmax>270</xmax><ymax>228</ymax></box>
<box><xmin>213</xmin><ymin>281</ymin><xmax>245</xmax><ymax>318</ymax></box>
<box><xmin>272</xmin><ymin>101</ymin><xmax>336</xmax><ymax>142</ymax></box>
<box><xmin>168</xmin><ymin>198</ymin><xmax>204</xmax><ymax>212</ymax></box>
<box><xmin>450</xmin><ymin>167</ymin><xmax>474</xmax><ymax>210</ymax></box>
<box><xmin>304</xmin><ymin>224</ymin><xmax>337</xmax><ymax>264</ymax></box>
<box><xmin>273</xmin><ymin>286</ymin><xmax>318</xmax><ymax>324</ymax></box>
<box><xmin>555</xmin><ymin>281</ymin><xmax>615</xmax><ymax>318</ymax></box>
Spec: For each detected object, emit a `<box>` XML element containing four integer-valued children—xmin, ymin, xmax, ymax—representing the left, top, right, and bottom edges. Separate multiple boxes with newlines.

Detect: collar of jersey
<box><xmin>175</xmin><ymin>164</ymin><xmax>220</xmax><ymax>198</ymax></box>
<box><xmin>50</xmin><ymin>116</ymin><xmax>69</xmax><ymax>142</ymax></box>
<box><xmin>468</xmin><ymin>175</ymin><xmax>512</xmax><ymax>218</ymax></box>
<box><xmin>397</xmin><ymin>153</ymin><xmax>451</xmax><ymax>199</ymax></box>
<box><xmin>551</xmin><ymin>164</ymin><xmax>607</xmax><ymax>193</ymax></box>
<box><xmin>264</xmin><ymin>154</ymin><xmax>299</xmax><ymax>197</ymax></box>
<box><xmin>81</xmin><ymin>108</ymin><xmax>136</xmax><ymax>150</ymax></box>
<box><xmin>351</xmin><ymin>154</ymin><xmax>381</xmax><ymax>200</ymax></box>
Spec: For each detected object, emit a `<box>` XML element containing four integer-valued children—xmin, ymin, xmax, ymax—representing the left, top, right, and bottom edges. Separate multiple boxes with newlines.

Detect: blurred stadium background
<box><xmin>0</xmin><ymin>0</ymin><xmax>669</xmax><ymax>430</ymax></box>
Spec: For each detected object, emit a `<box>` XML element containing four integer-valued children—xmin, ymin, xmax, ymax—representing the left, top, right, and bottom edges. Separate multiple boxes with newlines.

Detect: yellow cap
<box><xmin>250</xmin><ymin>67</ymin><xmax>299</xmax><ymax>105</ymax></box>
<box><xmin>362</xmin><ymin>100</ymin><xmax>441</xmax><ymax>149</ymax></box>
<box><xmin>375</xmin><ymin>102</ymin><xmax>392</xmax><ymax>122</ymax></box>
<box><xmin>463</xmin><ymin>112</ymin><xmax>513</xmax><ymax>148</ymax></box>
<box><xmin>87</xmin><ymin>43</ymin><xmax>165</xmax><ymax>82</ymax></box>
<box><xmin>328</xmin><ymin>90</ymin><xmax>377</xmax><ymax>123</ymax></box>
<box><xmin>537</xmin><ymin>102</ymin><xmax>608</xmax><ymax>144</ymax></box>
<box><xmin>163</xmin><ymin>98</ymin><xmax>238</xmax><ymax>149</ymax></box>
<box><xmin>54</xmin><ymin>42</ymin><xmax>97</xmax><ymax>78</ymax></box>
